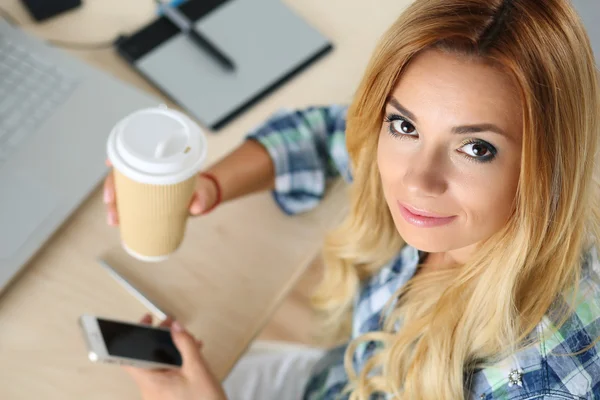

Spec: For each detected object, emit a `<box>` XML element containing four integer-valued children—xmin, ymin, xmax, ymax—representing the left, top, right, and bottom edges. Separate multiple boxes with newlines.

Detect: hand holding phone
<box><xmin>79</xmin><ymin>314</ymin><xmax>182</xmax><ymax>369</ymax></box>
<box><xmin>79</xmin><ymin>314</ymin><xmax>227</xmax><ymax>400</ymax></box>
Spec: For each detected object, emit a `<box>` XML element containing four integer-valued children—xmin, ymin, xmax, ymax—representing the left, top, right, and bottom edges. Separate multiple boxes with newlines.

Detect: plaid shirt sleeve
<box><xmin>245</xmin><ymin>104</ymin><xmax>350</xmax><ymax>215</ymax></box>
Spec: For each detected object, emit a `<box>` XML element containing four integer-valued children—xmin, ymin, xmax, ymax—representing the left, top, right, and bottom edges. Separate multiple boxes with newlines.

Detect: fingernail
<box><xmin>190</xmin><ymin>200</ymin><xmax>202</xmax><ymax>215</ymax></box>
<box><xmin>103</xmin><ymin>190</ymin><xmax>111</xmax><ymax>203</ymax></box>
<box><xmin>172</xmin><ymin>321</ymin><xmax>184</xmax><ymax>332</ymax></box>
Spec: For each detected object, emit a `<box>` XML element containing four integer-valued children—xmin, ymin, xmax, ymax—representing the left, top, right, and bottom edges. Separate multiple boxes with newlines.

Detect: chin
<box><xmin>401</xmin><ymin>235</ymin><xmax>451</xmax><ymax>253</ymax></box>
<box><xmin>395</xmin><ymin>223</ymin><xmax>461</xmax><ymax>253</ymax></box>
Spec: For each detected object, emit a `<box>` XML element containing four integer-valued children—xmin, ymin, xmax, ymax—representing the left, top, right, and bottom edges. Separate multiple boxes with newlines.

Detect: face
<box><xmin>377</xmin><ymin>49</ymin><xmax>523</xmax><ymax>263</ymax></box>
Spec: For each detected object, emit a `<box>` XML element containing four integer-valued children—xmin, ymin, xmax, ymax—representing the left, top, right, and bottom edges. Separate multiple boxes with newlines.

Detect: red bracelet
<box><xmin>199</xmin><ymin>172</ymin><xmax>222</xmax><ymax>214</ymax></box>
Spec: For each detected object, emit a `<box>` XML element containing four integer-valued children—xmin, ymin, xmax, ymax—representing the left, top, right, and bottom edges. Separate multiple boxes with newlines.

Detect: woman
<box><xmin>104</xmin><ymin>0</ymin><xmax>600</xmax><ymax>398</ymax></box>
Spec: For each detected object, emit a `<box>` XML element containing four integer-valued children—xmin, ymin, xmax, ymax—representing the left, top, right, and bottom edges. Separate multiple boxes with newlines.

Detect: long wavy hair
<box><xmin>311</xmin><ymin>0</ymin><xmax>600</xmax><ymax>398</ymax></box>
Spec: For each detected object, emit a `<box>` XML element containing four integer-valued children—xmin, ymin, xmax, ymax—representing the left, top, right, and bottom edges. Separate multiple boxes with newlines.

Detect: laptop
<box><xmin>572</xmin><ymin>0</ymin><xmax>600</xmax><ymax>67</ymax></box>
<box><xmin>0</xmin><ymin>19</ymin><xmax>161</xmax><ymax>293</ymax></box>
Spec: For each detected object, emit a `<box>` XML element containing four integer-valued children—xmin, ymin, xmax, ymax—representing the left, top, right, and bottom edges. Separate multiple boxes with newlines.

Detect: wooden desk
<box><xmin>0</xmin><ymin>0</ymin><xmax>411</xmax><ymax>398</ymax></box>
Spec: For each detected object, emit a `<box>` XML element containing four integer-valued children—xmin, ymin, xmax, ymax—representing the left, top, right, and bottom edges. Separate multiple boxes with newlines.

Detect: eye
<box><xmin>384</xmin><ymin>114</ymin><xmax>417</xmax><ymax>137</ymax></box>
<box><xmin>458</xmin><ymin>139</ymin><xmax>497</xmax><ymax>162</ymax></box>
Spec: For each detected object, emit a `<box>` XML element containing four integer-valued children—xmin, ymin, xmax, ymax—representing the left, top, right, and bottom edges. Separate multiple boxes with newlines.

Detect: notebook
<box><xmin>116</xmin><ymin>0</ymin><xmax>333</xmax><ymax>130</ymax></box>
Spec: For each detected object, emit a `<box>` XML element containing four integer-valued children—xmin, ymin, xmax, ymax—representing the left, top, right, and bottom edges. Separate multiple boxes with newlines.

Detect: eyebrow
<box><xmin>387</xmin><ymin>96</ymin><xmax>508</xmax><ymax>137</ymax></box>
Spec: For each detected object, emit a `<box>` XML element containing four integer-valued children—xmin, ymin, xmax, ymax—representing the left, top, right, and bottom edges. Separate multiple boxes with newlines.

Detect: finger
<box><xmin>105</xmin><ymin>158</ymin><xmax>112</xmax><ymax>167</ymax></box>
<box><xmin>103</xmin><ymin>170</ymin><xmax>120</xmax><ymax>226</ymax></box>
<box><xmin>169</xmin><ymin>326</ymin><xmax>221</xmax><ymax>394</ymax></box>
<box><xmin>159</xmin><ymin>318</ymin><xmax>203</xmax><ymax>347</ymax></box>
<box><xmin>159</xmin><ymin>316</ymin><xmax>174</xmax><ymax>329</ymax></box>
<box><xmin>188</xmin><ymin>192</ymin><xmax>204</xmax><ymax>216</ymax></box>
<box><xmin>103</xmin><ymin>182</ymin><xmax>118</xmax><ymax>227</ymax></box>
<box><xmin>139</xmin><ymin>314</ymin><xmax>153</xmax><ymax>325</ymax></box>
<box><xmin>170</xmin><ymin>322</ymin><xmax>206</xmax><ymax>376</ymax></box>
<box><xmin>103</xmin><ymin>172</ymin><xmax>115</xmax><ymax>205</ymax></box>
<box><xmin>107</xmin><ymin>205</ymin><xmax>119</xmax><ymax>226</ymax></box>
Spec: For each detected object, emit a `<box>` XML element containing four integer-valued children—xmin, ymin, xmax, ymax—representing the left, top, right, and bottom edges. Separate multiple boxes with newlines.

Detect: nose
<box><xmin>402</xmin><ymin>146</ymin><xmax>447</xmax><ymax>197</ymax></box>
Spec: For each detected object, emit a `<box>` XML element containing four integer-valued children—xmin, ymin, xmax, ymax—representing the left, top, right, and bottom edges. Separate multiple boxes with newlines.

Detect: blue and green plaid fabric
<box><xmin>246</xmin><ymin>106</ymin><xmax>600</xmax><ymax>399</ymax></box>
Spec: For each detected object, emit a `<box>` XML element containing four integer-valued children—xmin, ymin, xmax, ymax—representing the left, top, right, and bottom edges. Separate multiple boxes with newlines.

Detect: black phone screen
<box><xmin>97</xmin><ymin>318</ymin><xmax>182</xmax><ymax>366</ymax></box>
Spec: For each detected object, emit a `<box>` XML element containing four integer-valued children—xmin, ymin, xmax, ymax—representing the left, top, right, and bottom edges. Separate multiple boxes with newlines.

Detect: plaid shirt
<box><xmin>246</xmin><ymin>105</ymin><xmax>600</xmax><ymax>400</ymax></box>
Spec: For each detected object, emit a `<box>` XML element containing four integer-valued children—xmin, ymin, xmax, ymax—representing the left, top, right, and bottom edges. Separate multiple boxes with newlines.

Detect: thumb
<box><xmin>188</xmin><ymin>192</ymin><xmax>206</xmax><ymax>216</ymax></box>
<box><xmin>171</xmin><ymin>322</ymin><xmax>206</xmax><ymax>375</ymax></box>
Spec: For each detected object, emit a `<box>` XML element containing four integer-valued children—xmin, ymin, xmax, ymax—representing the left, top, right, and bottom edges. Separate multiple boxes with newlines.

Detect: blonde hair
<box><xmin>312</xmin><ymin>0</ymin><xmax>600</xmax><ymax>398</ymax></box>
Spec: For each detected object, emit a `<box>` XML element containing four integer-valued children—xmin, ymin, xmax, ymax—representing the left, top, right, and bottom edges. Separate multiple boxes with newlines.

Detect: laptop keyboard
<box><xmin>0</xmin><ymin>39</ymin><xmax>79</xmax><ymax>165</ymax></box>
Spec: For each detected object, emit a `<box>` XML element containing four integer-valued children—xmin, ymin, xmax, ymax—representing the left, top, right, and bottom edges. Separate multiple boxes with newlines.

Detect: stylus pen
<box><xmin>98</xmin><ymin>259</ymin><xmax>170</xmax><ymax>321</ymax></box>
<box><xmin>158</xmin><ymin>0</ymin><xmax>236</xmax><ymax>72</ymax></box>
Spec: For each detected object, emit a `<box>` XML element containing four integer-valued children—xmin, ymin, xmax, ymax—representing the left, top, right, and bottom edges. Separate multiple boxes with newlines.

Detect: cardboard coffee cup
<box><xmin>107</xmin><ymin>106</ymin><xmax>207</xmax><ymax>262</ymax></box>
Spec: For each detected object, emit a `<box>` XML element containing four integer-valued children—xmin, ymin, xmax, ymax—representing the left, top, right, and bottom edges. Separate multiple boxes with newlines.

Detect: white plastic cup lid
<box><xmin>107</xmin><ymin>106</ymin><xmax>207</xmax><ymax>185</ymax></box>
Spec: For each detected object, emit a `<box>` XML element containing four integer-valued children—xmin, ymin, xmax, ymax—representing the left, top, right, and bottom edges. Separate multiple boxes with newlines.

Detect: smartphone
<box><xmin>78</xmin><ymin>315</ymin><xmax>182</xmax><ymax>369</ymax></box>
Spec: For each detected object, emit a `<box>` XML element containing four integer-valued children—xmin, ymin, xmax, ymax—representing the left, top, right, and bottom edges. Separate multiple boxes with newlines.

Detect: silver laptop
<box><xmin>0</xmin><ymin>19</ymin><xmax>161</xmax><ymax>293</ymax></box>
<box><xmin>572</xmin><ymin>0</ymin><xmax>600</xmax><ymax>67</ymax></box>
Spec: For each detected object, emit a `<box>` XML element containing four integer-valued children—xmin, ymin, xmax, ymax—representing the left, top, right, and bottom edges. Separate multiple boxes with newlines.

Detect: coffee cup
<box><xmin>106</xmin><ymin>106</ymin><xmax>207</xmax><ymax>262</ymax></box>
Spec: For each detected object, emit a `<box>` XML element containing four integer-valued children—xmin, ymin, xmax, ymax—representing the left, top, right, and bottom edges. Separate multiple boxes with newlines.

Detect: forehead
<box><xmin>389</xmin><ymin>49</ymin><xmax>522</xmax><ymax>136</ymax></box>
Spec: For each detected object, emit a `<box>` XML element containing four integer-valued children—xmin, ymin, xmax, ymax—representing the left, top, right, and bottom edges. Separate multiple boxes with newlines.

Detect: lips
<box><xmin>398</xmin><ymin>202</ymin><xmax>457</xmax><ymax>228</ymax></box>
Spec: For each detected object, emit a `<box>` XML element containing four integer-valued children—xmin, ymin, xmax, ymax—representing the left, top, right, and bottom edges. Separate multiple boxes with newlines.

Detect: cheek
<box><xmin>457</xmin><ymin>162</ymin><xmax>520</xmax><ymax>228</ymax></box>
<box><xmin>377</xmin><ymin>134</ymin><xmax>405</xmax><ymax>194</ymax></box>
